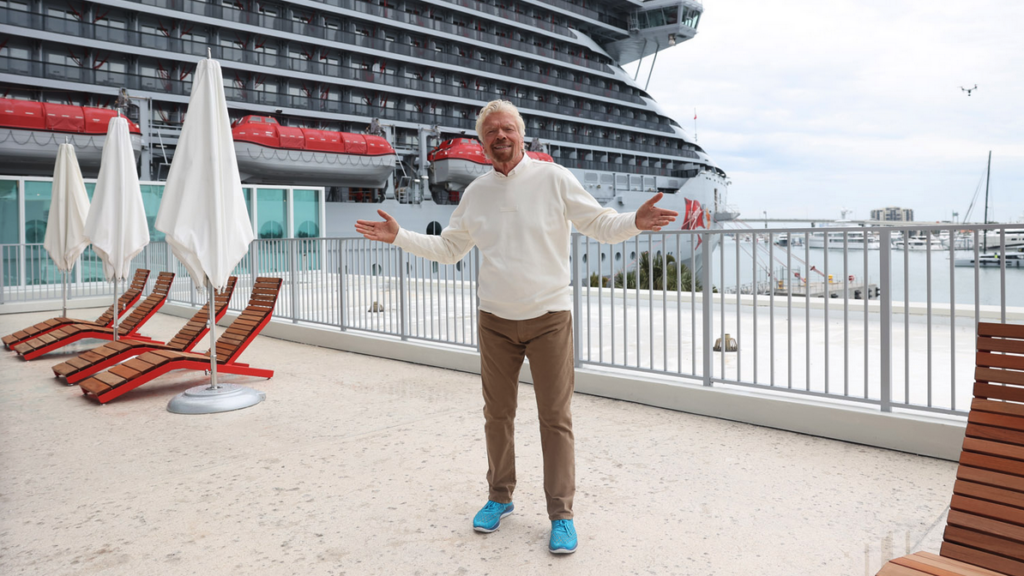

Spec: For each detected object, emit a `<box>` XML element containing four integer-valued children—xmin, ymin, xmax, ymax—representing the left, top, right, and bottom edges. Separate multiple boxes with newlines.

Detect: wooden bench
<box><xmin>877</xmin><ymin>322</ymin><xmax>1024</xmax><ymax>576</ymax></box>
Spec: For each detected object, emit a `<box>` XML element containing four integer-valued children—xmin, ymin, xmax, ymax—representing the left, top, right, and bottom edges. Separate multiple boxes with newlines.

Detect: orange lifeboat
<box><xmin>0</xmin><ymin>98</ymin><xmax>142</xmax><ymax>177</ymax></box>
<box><xmin>231</xmin><ymin>116</ymin><xmax>397</xmax><ymax>188</ymax></box>
<box><xmin>427</xmin><ymin>137</ymin><xmax>553</xmax><ymax>203</ymax></box>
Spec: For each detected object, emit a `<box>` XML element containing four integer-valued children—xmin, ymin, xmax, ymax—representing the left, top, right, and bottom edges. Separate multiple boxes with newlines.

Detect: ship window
<box><xmin>426</xmin><ymin>221</ymin><xmax>442</xmax><ymax>235</ymax></box>
<box><xmin>615</xmin><ymin>252</ymin><xmax>621</xmax><ymax>261</ymax></box>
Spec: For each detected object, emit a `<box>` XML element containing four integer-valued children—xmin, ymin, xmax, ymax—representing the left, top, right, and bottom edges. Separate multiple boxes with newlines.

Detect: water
<box><xmin>712</xmin><ymin>236</ymin><xmax>1022</xmax><ymax>308</ymax></box>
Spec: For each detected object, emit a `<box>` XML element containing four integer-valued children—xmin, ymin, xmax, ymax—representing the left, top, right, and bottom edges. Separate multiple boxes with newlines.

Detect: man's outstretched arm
<box><xmin>355</xmin><ymin>209</ymin><xmax>400</xmax><ymax>244</ymax></box>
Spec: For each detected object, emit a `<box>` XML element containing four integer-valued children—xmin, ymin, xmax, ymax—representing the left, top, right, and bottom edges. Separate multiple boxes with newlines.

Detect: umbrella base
<box><xmin>167</xmin><ymin>382</ymin><xmax>265</xmax><ymax>414</ymax></box>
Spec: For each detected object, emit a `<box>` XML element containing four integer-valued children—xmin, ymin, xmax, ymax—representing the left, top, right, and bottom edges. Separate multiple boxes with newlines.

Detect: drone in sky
<box><xmin>960</xmin><ymin>84</ymin><xmax>978</xmax><ymax>96</ymax></box>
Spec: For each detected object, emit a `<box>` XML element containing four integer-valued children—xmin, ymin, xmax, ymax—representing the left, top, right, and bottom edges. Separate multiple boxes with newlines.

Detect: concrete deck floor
<box><xmin>0</xmin><ymin>309</ymin><xmax>958</xmax><ymax>576</ymax></box>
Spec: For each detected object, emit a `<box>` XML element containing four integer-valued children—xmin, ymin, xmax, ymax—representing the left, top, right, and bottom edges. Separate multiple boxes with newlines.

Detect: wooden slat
<box><xmin>979</xmin><ymin>323</ymin><xmax>1024</xmax><ymax>339</ymax></box>
<box><xmin>79</xmin><ymin>378</ymin><xmax>110</xmax><ymax>395</ymax></box>
<box><xmin>946</xmin><ymin>509</ymin><xmax>1024</xmax><ymax>544</ymax></box>
<box><xmin>905</xmin><ymin>551</ymin><xmax>1012</xmax><ymax>576</ymax></box>
<box><xmin>963</xmin><ymin>438</ymin><xmax>1024</xmax><ymax>464</ymax></box>
<box><xmin>976</xmin><ymin>353</ymin><xmax>1024</xmax><ymax>372</ymax></box>
<box><xmin>940</xmin><ymin>541</ymin><xmax>1024</xmax><ymax>576</ymax></box>
<box><xmin>977</xmin><ymin>368</ymin><xmax>1024</xmax><ymax>387</ymax></box>
<box><xmin>94</xmin><ymin>371</ymin><xmax>125</xmax><ymax>387</ymax></box>
<box><xmin>957</xmin><ymin>466</ymin><xmax>1024</xmax><ymax>494</ymax></box>
<box><xmin>959</xmin><ymin>454</ymin><xmax>1024</xmax><ymax>479</ymax></box>
<box><xmin>972</xmin><ymin>399</ymin><xmax>1024</xmax><ymax>419</ymax></box>
<box><xmin>889</xmin><ymin>556</ymin><xmax>965</xmax><ymax>576</ymax></box>
<box><xmin>80</xmin><ymin>351</ymin><xmax>104</xmax><ymax>363</ymax></box>
<box><xmin>945</xmin><ymin>525</ymin><xmax>1024</xmax><ymax>563</ymax></box>
<box><xmin>978</xmin><ymin>337</ymin><xmax>1024</xmax><ymax>354</ymax></box>
<box><xmin>877</xmin><ymin>562</ymin><xmax>932</xmax><ymax>576</ymax></box>
<box><xmin>950</xmin><ymin>494</ymin><xmax>1024</xmax><ymax>530</ymax></box>
<box><xmin>109</xmin><ymin>365</ymin><xmax>139</xmax><ymax>380</ymax></box>
<box><xmin>65</xmin><ymin>358</ymin><xmax>91</xmax><ymax>369</ymax></box>
<box><xmin>970</xmin><ymin>411</ymin><xmax>1024</xmax><ymax>434</ymax></box>
<box><xmin>122</xmin><ymin>358</ymin><xmax>154</xmax><ymax>373</ymax></box>
<box><xmin>967</xmin><ymin>423</ymin><xmax>1024</xmax><ymax>449</ymax></box>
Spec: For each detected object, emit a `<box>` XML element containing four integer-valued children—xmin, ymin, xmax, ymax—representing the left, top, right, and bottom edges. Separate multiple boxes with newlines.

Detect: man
<box><xmin>355</xmin><ymin>100</ymin><xmax>677</xmax><ymax>554</ymax></box>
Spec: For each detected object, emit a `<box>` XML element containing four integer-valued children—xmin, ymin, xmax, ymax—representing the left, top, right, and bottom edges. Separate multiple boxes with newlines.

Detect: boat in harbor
<box><xmin>0</xmin><ymin>0</ymin><xmax>730</xmax><ymax>271</ymax></box>
<box><xmin>809</xmin><ymin>222</ymin><xmax>880</xmax><ymax>250</ymax></box>
<box><xmin>954</xmin><ymin>247</ymin><xmax>1024</xmax><ymax>268</ymax></box>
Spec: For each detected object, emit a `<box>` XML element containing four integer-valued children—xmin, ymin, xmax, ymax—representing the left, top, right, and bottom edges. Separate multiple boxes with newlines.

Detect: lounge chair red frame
<box><xmin>2</xmin><ymin>269</ymin><xmax>150</xmax><ymax>350</ymax></box>
<box><xmin>52</xmin><ymin>277</ymin><xmax>237</xmax><ymax>384</ymax></box>
<box><xmin>13</xmin><ymin>272</ymin><xmax>174</xmax><ymax>361</ymax></box>
<box><xmin>78</xmin><ymin>277</ymin><xmax>281</xmax><ymax>404</ymax></box>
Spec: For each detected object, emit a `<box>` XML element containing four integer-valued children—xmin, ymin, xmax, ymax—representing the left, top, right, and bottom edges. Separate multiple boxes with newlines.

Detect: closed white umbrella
<box><xmin>44</xmin><ymin>143</ymin><xmax>91</xmax><ymax>317</ymax></box>
<box><xmin>84</xmin><ymin>116</ymin><xmax>150</xmax><ymax>340</ymax></box>
<box><xmin>157</xmin><ymin>54</ymin><xmax>259</xmax><ymax>414</ymax></box>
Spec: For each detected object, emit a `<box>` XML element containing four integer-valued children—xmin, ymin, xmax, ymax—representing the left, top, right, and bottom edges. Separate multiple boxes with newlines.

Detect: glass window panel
<box><xmin>139</xmin><ymin>184</ymin><xmax>165</xmax><ymax>241</ymax></box>
<box><xmin>24</xmin><ymin>181</ymin><xmax>52</xmax><ymax>243</ymax></box>
<box><xmin>256</xmin><ymin>188</ymin><xmax>286</xmax><ymax>239</ymax></box>
<box><xmin>23</xmin><ymin>181</ymin><xmax>56</xmax><ymax>284</ymax></box>
<box><xmin>0</xmin><ymin>180</ymin><xmax>18</xmax><ymax>287</ymax></box>
<box><xmin>293</xmin><ymin>189</ymin><xmax>320</xmax><ymax>238</ymax></box>
<box><xmin>0</xmin><ymin>179</ymin><xmax>18</xmax><ymax>244</ymax></box>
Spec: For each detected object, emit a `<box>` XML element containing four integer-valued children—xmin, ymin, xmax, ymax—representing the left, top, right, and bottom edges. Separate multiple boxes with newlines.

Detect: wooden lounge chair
<box><xmin>2</xmin><ymin>268</ymin><xmax>150</xmax><ymax>350</ymax></box>
<box><xmin>52</xmin><ymin>277</ymin><xmax>237</xmax><ymax>384</ymax></box>
<box><xmin>877</xmin><ymin>322</ymin><xmax>1024</xmax><ymax>576</ymax></box>
<box><xmin>78</xmin><ymin>277</ymin><xmax>282</xmax><ymax>404</ymax></box>
<box><xmin>12</xmin><ymin>272</ymin><xmax>174</xmax><ymax>361</ymax></box>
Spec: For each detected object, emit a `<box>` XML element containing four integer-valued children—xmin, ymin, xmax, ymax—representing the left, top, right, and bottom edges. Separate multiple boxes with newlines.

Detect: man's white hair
<box><xmin>475</xmin><ymin>100</ymin><xmax>526</xmax><ymax>139</ymax></box>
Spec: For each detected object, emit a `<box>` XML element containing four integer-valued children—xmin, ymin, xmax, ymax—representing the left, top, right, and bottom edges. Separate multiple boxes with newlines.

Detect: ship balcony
<box><xmin>0</xmin><ymin>5</ymin><xmax>646</xmax><ymax>108</ymax></box>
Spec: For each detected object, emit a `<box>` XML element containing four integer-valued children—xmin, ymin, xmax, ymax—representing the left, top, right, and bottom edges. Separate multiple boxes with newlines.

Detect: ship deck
<box><xmin>0</xmin><ymin>309</ymin><xmax>956</xmax><ymax>576</ymax></box>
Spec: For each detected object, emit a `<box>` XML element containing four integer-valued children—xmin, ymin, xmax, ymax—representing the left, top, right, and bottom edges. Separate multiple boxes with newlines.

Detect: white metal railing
<box><xmin>3</xmin><ymin>224</ymin><xmax>1022</xmax><ymax>416</ymax></box>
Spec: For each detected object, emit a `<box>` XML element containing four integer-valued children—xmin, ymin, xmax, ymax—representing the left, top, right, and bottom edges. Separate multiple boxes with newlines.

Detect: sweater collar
<box><xmin>494</xmin><ymin>153</ymin><xmax>532</xmax><ymax>179</ymax></box>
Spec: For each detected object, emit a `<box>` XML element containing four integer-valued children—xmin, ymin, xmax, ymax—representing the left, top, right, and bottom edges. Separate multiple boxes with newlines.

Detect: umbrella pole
<box><xmin>62</xmin><ymin>270</ymin><xmax>67</xmax><ymax>318</ymax></box>
<box><xmin>207</xmin><ymin>281</ymin><xmax>219</xmax><ymax>390</ymax></box>
<box><xmin>112</xmin><ymin>277</ymin><xmax>119</xmax><ymax>342</ymax></box>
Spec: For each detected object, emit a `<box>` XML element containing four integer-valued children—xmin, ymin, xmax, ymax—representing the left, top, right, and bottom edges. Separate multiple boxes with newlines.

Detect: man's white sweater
<box><xmin>393</xmin><ymin>154</ymin><xmax>641</xmax><ymax>320</ymax></box>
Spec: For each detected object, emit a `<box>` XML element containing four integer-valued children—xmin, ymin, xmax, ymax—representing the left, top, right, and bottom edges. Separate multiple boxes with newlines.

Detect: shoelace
<box><xmin>484</xmin><ymin>501</ymin><xmax>506</xmax><ymax>513</ymax></box>
<box><xmin>552</xmin><ymin>520</ymin><xmax>574</xmax><ymax>537</ymax></box>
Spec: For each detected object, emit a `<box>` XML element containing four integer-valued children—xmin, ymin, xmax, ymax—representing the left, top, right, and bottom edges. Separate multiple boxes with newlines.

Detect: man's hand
<box><xmin>355</xmin><ymin>210</ymin><xmax>400</xmax><ymax>244</ymax></box>
<box><xmin>634</xmin><ymin>192</ymin><xmax>679</xmax><ymax>231</ymax></box>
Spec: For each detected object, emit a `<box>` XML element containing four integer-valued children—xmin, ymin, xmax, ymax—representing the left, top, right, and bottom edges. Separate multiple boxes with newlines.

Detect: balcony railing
<box><xmin>5</xmin><ymin>224</ymin><xmax>1022</xmax><ymax>418</ymax></box>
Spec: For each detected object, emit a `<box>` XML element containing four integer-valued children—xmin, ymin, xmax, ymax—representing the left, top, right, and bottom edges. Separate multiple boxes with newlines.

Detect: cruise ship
<box><xmin>0</xmin><ymin>0</ymin><xmax>730</xmax><ymax>270</ymax></box>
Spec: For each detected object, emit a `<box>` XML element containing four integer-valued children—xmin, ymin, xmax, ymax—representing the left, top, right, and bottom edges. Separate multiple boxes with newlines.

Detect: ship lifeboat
<box><xmin>0</xmin><ymin>98</ymin><xmax>142</xmax><ymax>177</ymax></box>
<box><xmin>232</xmin><ymin>116</ymin><xmax>397</xmax><ymax>188</ymax></box>
<box><xmin>427</xmin><ymin>138</ymin><xmax>553</xmax><ymax>203</ymax></box>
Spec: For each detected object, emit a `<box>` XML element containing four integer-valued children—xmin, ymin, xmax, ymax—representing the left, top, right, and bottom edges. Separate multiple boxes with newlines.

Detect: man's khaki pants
<box><xmin>478</xmin><ymin>310</ymin><xmax>575</xmax><ymax>520</ymax></box>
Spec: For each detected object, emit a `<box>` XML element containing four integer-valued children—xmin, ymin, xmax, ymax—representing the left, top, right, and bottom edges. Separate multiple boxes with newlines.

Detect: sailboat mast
<box><xmin>983</xmin><ymin>150</ymin><xmax>991</xmax><ymax>252</ymax></box>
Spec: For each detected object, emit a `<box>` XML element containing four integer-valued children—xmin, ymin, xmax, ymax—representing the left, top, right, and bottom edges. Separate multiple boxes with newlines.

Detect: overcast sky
<box><xmin>632</xmin><ymin>0</ymin><xmax>1024</xmax><ymax>223</ymax></box>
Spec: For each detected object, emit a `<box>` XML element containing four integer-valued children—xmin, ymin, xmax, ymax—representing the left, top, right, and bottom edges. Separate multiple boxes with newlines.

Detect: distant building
<box><xmin>871</xmin><ymin>207</ymin><xmax>914</xmax><ymax>222</ymax></box>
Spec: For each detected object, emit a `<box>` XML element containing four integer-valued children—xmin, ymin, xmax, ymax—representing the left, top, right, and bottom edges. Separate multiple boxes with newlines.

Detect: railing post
<box><xmin>289</xmin><ymin>239</ymin><xmax>298</xmax><ymax>323</ymax></box>
<box><xmin>339</xmin><ymin>239</ymin><xmax>347</xmax><ymax>332</ymax></box>
<box><xmin>879</xmin><ymin>229</ymin><xmax>893</xmax><ymax>412</ymax></box>
<box><xmin>702</xmin><ymin>232</ymin><xmax>713</xmax><ymax>387</ymax></box>
<box><xmin>571</xmin><ymin>232</ymin><xmax>582</xmax><ymax>368</ymax></box>
<box><xmin>398</xmin><ymin>246</ymin><xmax>408</xmax><ymax>341</ymax></box>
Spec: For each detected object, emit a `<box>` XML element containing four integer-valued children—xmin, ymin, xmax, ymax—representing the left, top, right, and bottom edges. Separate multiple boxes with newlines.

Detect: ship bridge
<box><xmin>602</xmin><ymin>0</ymin><xmax>703</xmax><ymax>65</ymax></box>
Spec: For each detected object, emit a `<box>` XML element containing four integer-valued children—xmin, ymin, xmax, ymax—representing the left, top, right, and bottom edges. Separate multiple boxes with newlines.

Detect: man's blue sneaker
<box><xmin>549</xmin><ymin>519</ymin><xmax>578</xmax><ymax>554</ymax></box>
<box><xmin>472</xmin><ymin>500</ymin><xmax>514</xmax><ymax>533</ymax></box>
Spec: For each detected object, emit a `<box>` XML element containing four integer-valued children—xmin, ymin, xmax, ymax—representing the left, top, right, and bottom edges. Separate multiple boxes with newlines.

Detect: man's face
<box><xmin>480</xmin><ymin>111</ymin><xmax>524</xmax><ymax>165</ymax></box>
